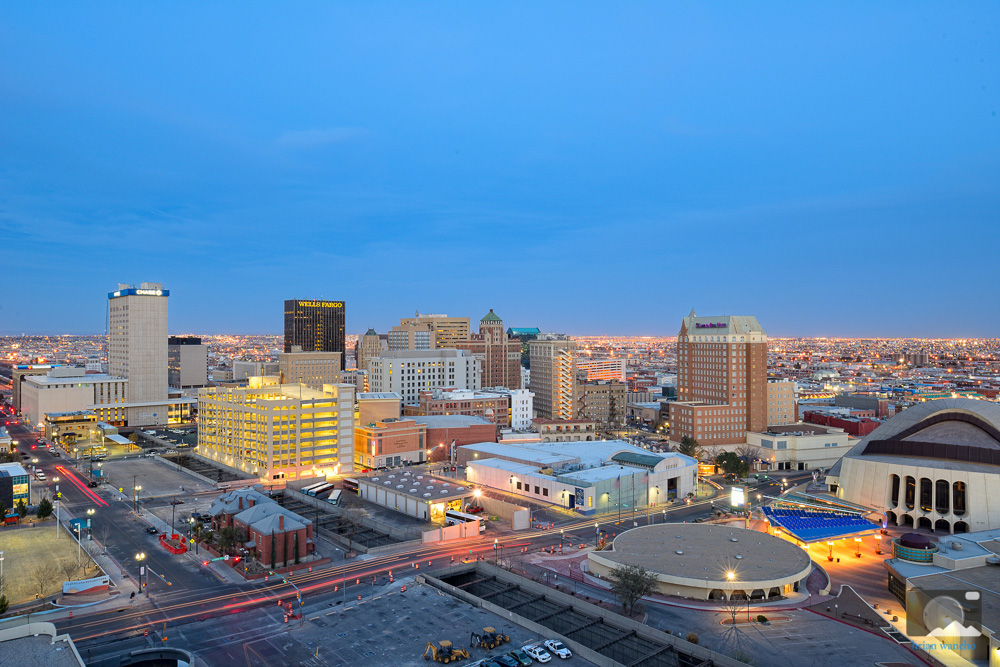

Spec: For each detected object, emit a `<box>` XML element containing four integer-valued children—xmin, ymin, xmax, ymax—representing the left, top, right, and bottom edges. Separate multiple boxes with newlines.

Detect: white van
<box><xmin>35</xmin><ymin>470</ymin><xmax>47</xmax><ymax>481</ymax></box>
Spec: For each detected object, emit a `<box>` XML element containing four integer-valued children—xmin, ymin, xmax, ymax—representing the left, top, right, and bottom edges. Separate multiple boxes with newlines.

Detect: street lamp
<box><xmin>854</xmin><ymin>537</ymin><xmax>862</xmax><ymax>558</ymax></box>
<box><xmin>86</xmin><ymin>508</ymin><xmax>95</xmax><ymax>540</ymax></box>
<box><xmin>594</xmin><ymin>522</ymin><xmax>599</xmax><ymax>546</ymax></box>
<box><xmin>0</xmin><ymin>551</ymin><xmax>4</xmax><ymax>599</ymax></box>
<box><xmin>134</xmin><ymin>485</ymin><xmax>142</xmax><ymax>514</ymax></box>
<box><xmin>560</xmin><ymin>528</ymin><xmax>564</xmax><ymax>550</ymax></box>
<box><xmin>136</xmin><ymin>552</ymin><xmax>147</xmax><ymax>596</ymax></box>
<box><xmin>493</xmin><ymin>538</ymin><xmax>499</xmax><ymax>566</ymax></box>
<box><xmin>53</xmin><ymin>477</ymin><xmax>60</xmax><ymax>538</ymax></box>
<box><xmin>827</xmin><ymin>540</ymin><xmax>835</xmax><ymax>561</ymax></box>
<box><xmin>874</xmin><ymin>534</ymin><xmax>882</xmax><ymax>555</ymax></box>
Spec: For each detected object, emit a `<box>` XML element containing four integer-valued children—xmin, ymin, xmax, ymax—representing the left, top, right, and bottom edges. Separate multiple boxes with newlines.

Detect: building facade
<box><xmin>454</xmin><ymin>310</ymin><xmax>523</xmax><ymax>390</ymax></box>
<box><xmin>575</xmin><ymin>357</ymin><xmax>627</xmax><ymax>382</ymax></box>
<box><xmin>388</xmin><ymin>322</ymin><xmax>436</xmax><ymax>351</ymax></box>
<box><xmin>197</xmin><ymin>376</ymin><xmax>355</xmax><ymax>481</ymax></box>
<box><xmin>283</xmin><ymin>299</ymin><xmax>346</xmax><ymax>368</ymax></box>
<box><xmin>367</xmin><ymin>349</ymin><xmax>481</xmax><ymax>405</ymax></box>
<box><xmin>232</xmin><ymin>361</ymin><xmax>280</xmax><ymax>381</ymax></box>
<box><xmin>528</xmin><ymin>334</ymin><xmax>576</xmax><ymax>420</ymax></box>
<box><xmin>403</xmin><ymin>388</ymin><xmax>509</xmax><ymax>426</ymax></box>
<box><xmin>576</xmin><ymin>380</ymin><xmax>628</xmax><ymax>427</ymax></box>
<box><xmin>108</xmin><ymin>283</ymin><xmax>171</xmax><ymax>426</ymax></box>
<box><xmin>746</xmin><ymin>424</ymin><xmax>851</xmax><ymax>471</ymax></box>
<box><xmin>531</xmin><ymin>418</ymin><xmax>598</xmax><ymax>442</ymax></box>
<box><xmin>399</xmin><ymin>314</ymin><xmax>470</xmax><ymax>349</ymax></box>
<box><xmin>167</xmin><ymin>336</ymin><xmax>208</xmax><ymax>389</ymax></box>
<box><xmin>669</xmin><ymin>311</ymin><xmax>768</xmax><ymax>448</ymax></box>
<box><xmin>766</xmin><ymin>379</ymin><xmax>796</xmax><ymax>426</ymax></box>
<box><xmin>278</xmin><ymin>351</ymin><xmax>342</xmax><ymax>390</ymax></box>
<box><xmin>354</xmin><ymin>417</ymin><xmax>427</xmax><ymax>469</ymax></box>
<box><xmin>410</xmin><ymin>415</ymin><xmax>499</xmax><ymax>461</ymax></box>
<box><xmin>355</xmin><ymin>328</ymin><xmax>387</xmax><ymax>373</ymax></box>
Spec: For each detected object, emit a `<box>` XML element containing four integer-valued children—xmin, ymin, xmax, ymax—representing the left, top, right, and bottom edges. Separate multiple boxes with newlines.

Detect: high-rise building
<box><xmin>507</xmin><ymin>327</ymin><xmax>541</xmax><ymax>368</ymax></box>
<box><xmin>168</xmin><ymin>336</ymin><xmax>208</xmax><ymax>389</ymax></box>
<box><xmin>283</xmin><ymin>299</ymin><xmax>346</xmax><ymax>368</ymax></box>
<box><xmin>107</xmin><ymin>283</ymin><xmax>191</xmax><ymax>426</ymax></box>
<box><xmin>576</xmin><ymin>380</ymin><xmax>628</xmax><ymax>427</ymax></box>
<box><xmin>575</xmin><ymin>357</ymin><xmax>627</xmax><ymax>382</ymax></box>
<box><xmin>197</xmin><ymin>376</ymin><xmax>355</xmax><ymax>480</ymax></box>
<box><xmin>367</xmin><ymin>349</ymin><xmax>481</xmax><ymax>405</ymax></box>
<box><xmin>399</xmin><ymin>313</ymin><xmax>470</xmax><ymax>349</ymax></box>
<box><xmin>669</xmin><ymin>311</ymin><xmax>767</xmax><ymax>448</ymax></box>
<box><xmin>528</xmin><ymin>334</ymin><xmax>577</xmax><ymax>420</ymax></box>
<box><xmin>766</xmin><ymin>379</ymin><xmax>797</xmax><ymax>426</ymax></box>
<box><xmin>355</xmin><ymin>328</ymin><xmax>387</xmax><ymax>372</ymax></box>
<box><xmin>388</xmin><ymin>322</ymin><xmax>436</xmax><ymax>351</ymax></box>
<box><xmin>454</xmin><ymin>310</ymin><xmax>522</xmax><ymax>389</ymax></box>
<box><xmin>278</xmin><ymin>350</ymin><xmax>342</xmax><ymax>390</ymax></box>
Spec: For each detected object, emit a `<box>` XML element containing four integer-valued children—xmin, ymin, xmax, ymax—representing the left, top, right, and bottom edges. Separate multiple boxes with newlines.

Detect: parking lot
<box><xmin>194</xmin><ymin>577</ymin><xmax>595</xmax><ymax>666</ymax></box>
<box><xmin>99</xmin><ymin>457</ymin><xmax>213</xmax><ymax>500</ymax></box>
<box><xmin>277</xmin><ymin>495</ymin><xmax>408</xmax><ymax>550</ymax></box>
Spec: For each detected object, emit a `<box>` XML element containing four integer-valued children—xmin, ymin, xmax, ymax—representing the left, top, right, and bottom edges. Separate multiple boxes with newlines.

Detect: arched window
<box><xmin>904</xmin><ymin>476</ymin><xmax>915</xmax><ymax>510</ymax></box>
<box><xmin>935</xmin><ymin>480</ymin><xmax>949</xmax><ymax>514</ymax></box>
<box><xmin>953</xmin><ymin>481</ymin><xmax>967</xmax><ymax>516</ymax></box>
<box><xmin>919</xmin><ymin>478</ymin><xmax>932</xmax><ymax>512</ymax></box>
<box><xmin>889</xmin><ymin>474</ymin><xmax>900</xmax><ymax>507</ymax></box>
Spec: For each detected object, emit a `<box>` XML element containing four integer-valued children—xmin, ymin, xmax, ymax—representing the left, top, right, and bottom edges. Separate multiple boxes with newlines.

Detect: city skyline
<box><xmin>3</xmin><ymin>4</ymin><xmax>999</xmax><ymax>337</ymax></box>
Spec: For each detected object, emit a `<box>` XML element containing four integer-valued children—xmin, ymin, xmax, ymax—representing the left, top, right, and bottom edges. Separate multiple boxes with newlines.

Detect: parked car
<box><xmin>523</xmin><ymin>645</ymin><xmax>552</xmax><ymax>663</ymax></box>
<box><xmin>491</xmin><ymin>656</ymin><xmax>518</xmax><ymax>667</ymax></box>
<box><xmin>88</xmin><ymin>481</ymin><xmax>99</xmax><ymax>488</ymax></box>
<box><xmin>507</xmin><ymin>649</ymin><xmax>532</xmax><ymax>667</ymax></box>
<box><xmin>542</xmin><ymin>640</ymin><xmax>571</xmax><ymax>659</ymax></box>
<box><xmin>169</xmin><ymin>499</ymin><xmax>184</xmax><ymax>505</ymax></box>
<box><xmin>145</xmin><ymin>526</ymin><xmax>158</xmax><ymax>534</ymax></box>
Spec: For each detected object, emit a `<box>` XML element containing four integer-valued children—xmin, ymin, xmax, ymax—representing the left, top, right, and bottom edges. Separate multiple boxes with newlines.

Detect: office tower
<box><xmin>507</xmin><ymin>327</ymin><xmax>540</xmax><ymax>368</ymax></box>
<box><xmin>576</xmin><ymin>380</ymin><xmax>628</xmax><ymax>427</ymax></box>
<box><xmin>528</xmin><ymin>334</ymin><xmax>577</xmax><ymax>420</ymax></box>
<box><xmin>454</xmin><ymin>310</ymin><xmax>522</xmax><ymax>389</ymax></box>
<box><xmin>108</xmin><ymin>282</ymin><xmax>183</xmax><ymax>426</ymax></box>
<box><xmin>575</xmin><ymin>357</ymin><xmax>627</xmax><ymax>382</ymax></box>
<box><xmin>399</xmin><ymin>313</ymin><xmax>470</xmax><ymax>348</ymax></box>
<box><xmin>167</xmin><ymin>336</ymin><xmax>208</xmax><ymax>389</ymax></box>
<box><xmin>388</xmin><ymin>322</ymin><xmax>436</xmax><ymax>351</ymax></box>
<box><xmin>283</xmin><ymin>299</ymin><xmax>346</xmax><ymax>369</ymax></box>
<box><xmin>669</xmin><ymin>311</ymin><xmax>767</xmax><ymax>448</ymax></box>
<box><xmin>367</xmin><ymin>349</ymin><xmax>481</xmax><ymax>405</ymax></box>
<box><xmin>278</xmin><ymin>350</ymin><xmax>342</xmax><ymax>390</ymax></box>
<box><xmin>356</xmin><ymin>328</ymin><xmax>387</xmax><ymax>372</ymax></box>
<box><xmin>198</xmin><ymin>376</ymin><xmax>355</xmax><ymax>479</ymax></box>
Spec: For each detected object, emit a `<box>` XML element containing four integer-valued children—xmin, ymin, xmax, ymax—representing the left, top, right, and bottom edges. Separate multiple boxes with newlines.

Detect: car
<box><xmin>170</xmin><ymin>499</ymin><xmax>184</xmax><ymax>505</ymax></box>
<box><xmin>491</xmin><ymin>656</ymin><xmax>518</xmax><ymax>667</ymax></box>
<box><xmin>507</xmin><ymin>649</ymin><xmax>532</xmax><ymax>667</ymax></box>
<box><xmin>145</xmin><ymin>526</ymin><xmax>159</xmax><ymax>534</ymax></box>
<box><xmin>542</xmin><ymin>640</ymin><xmax>571</xmax><ymax>659</ymax></box>
<box><xmin>88</xmin><ymin>481</ymin><xmax>99</xmax><ymax>488</ymax></box>
<box><xmin>51</xmin><ymin>451</ymin><xmax>60</xmax><ymax>458</ymax></box>
<box><xmin>165</xmin><ymin>449</ymin><xmax>178</xmax><ymax>455</ymax></box>
<box><xmin>523</xmin><ymin>645</ymin><xmax>551</xmax><ymax>663</ymax></box>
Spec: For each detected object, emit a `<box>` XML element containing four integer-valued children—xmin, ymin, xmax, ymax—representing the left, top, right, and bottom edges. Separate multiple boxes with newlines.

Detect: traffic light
<box><xmin>296</xmin><ymin>591</ymin><xmax>300</xmax><ymax>600</ymax></box>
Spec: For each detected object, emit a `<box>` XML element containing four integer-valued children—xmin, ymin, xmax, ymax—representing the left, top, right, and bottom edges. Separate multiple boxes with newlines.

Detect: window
<box><xmin>516</xmin><ymin>481</ymin><xmax>522</xmax><ymax>491</ymax></box>
<box><xmin>542</xmin><ymin>488</ymin><xmax>548</xmax><ymax>497</ymax></box>
<box><xmin>534</xmin><ymin>486</ymin><xmax>540</xmax><ymax>494</ymax></box>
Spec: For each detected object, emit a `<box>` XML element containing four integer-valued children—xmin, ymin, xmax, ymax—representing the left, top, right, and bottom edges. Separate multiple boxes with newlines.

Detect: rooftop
<box><xmin>408</xmin><ymin>414</ymin><xmax>495</xmax><ymax>429</ymax></box>
<box><xmin>357</xmin><ymin>392</ymin><xmax>402</xmax><ymax>400</ymax></box>
<box><xmin>361</xmin><ymin>471</ymin><xmax>476</xmax><ymax>503</ymax></box>
<box><xmin>596</xmin><ymin>523</ymin><xmax>810</xmax><ymax>585</ymax></box>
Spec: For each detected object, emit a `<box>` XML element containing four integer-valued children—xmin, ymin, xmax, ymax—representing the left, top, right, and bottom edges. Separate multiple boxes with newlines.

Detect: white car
<box><xmin>523</xmin><ymin>645</ymin><xmax>552</xmax><ymax>663</ymax></box>
<box><xmin>543</xmin><ymin>640</ymin><xmax>572</xmax><ymax>659</ymax></box>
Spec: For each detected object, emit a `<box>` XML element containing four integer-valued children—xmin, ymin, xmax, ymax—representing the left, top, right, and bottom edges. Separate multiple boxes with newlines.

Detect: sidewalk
<box><xmin>137</xmin><ymin>506</ymin><xmax>249</xmax><ymax>586</ymax></box>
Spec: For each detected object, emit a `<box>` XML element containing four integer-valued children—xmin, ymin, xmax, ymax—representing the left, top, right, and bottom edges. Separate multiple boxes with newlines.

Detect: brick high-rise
<box><xmin>669</xmin><ymin>311</ymin><xmax>768</xmax><ymax>448</ymax></box>
<box><xmin>455</xmin><ymin>310</ymin><xmax>522</xmax><ymax>389</ymax></box>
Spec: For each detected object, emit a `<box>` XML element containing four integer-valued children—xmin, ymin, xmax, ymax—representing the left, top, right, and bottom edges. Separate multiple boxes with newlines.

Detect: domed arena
<box><xmin>826</xmin><ymin>398</ymin><xmax>1000</xmax><ymax>534</ymax></box>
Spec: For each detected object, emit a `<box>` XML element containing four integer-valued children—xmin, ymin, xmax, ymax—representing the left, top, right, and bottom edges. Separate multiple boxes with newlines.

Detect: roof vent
<box><xmin>388</xmin><ymin>475</ymin><xmax>396</xmax><ymax>478</ymax></box>
<box><xmin>423</xmin><ymin>493</ymin><xmax>431</xmax><ymax>498</ymax></box>
<box><xmin>952</xmin><ymin>542</ymin><xmax>963</xmax><ymax>551</ymax></box>
<box><xmin>441</xmin><ymin>490</ymin><xmax>449</xmax><ymax>494</ymax></box>
<box><xmin>384</xmin><ymin>481</ymin><xmax>391</xmax><ymax>486</ymax></box>
<box><xmin>409</xmin><ymin>489</ymin><xmax>417</xmax><ymax>493</ymax></box>
<box><xmin>736</xmin><ymin>555</ymin><xmax>743</xmax><ymax>560</ymax></box>
<box><xmin>675</xmin><ymin>550</ymin><xmax>683</xmax><ymax>555</ymax></box>
<box><xmin>372</xmin><ymin>477</ymin><xmax>380</xmax><ymax>482</ymax></box>
<box><xmin>396</xmin><ymin>485</ymin><xmax>404</xmax><ymax>489</ymax></box>
<box><xmin>731</xmin><ymin>538</ymin><xmax>739</xmax><ymax>542</ymax></box>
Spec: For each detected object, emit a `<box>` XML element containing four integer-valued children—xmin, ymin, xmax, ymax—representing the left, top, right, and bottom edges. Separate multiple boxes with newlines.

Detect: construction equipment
<box><xmin>423</xmin><ymin>640</ymin><xmax>470</xmax><ymax>663</ymax></box>
<box><xmin>471</xmin><ymin>627</ymin><xmax>511</xmax><ymax>650</ymax></box>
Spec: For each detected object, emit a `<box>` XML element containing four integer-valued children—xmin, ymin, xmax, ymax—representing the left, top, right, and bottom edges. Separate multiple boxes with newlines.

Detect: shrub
<box><xmin>685</xmin><ymin>632</ymin><xmax>699</xmax><ymax>644</ymax></box>
<box><xmin>756</xmin><ymin>614</ymin><xmax>768</xmax><ymax>623</ymax></box>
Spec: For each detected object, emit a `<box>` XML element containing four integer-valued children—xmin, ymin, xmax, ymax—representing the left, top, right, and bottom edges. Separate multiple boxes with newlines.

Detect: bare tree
<box><xmin>721</xmin><ymin>588</ymin><xmax>749</xmax><ymax>627</ymax></box>
<box><xmin>98</xmin><ymin>523</ymin><xmax>112</xmax><ymax>555</ymax></box>
<box><xmin>59</xmin><ymin>558</ymin><xmax>79</xmax><ymax>584</ymax></box>
<box><xmin>702</xmin><ymin>446</ymin><xmax>722</xmax><ymax>463</ymax></box>
<box><xmin>30</xmin><ymin>562</ymin><xmax>60</xmax><ymax>599</ymax></box>
<box><xmin>734</xmin><ymin>444</ymin><xmax>762</xmax><ymax>463</ymax></box>
<box><xmin>84</xmin><ymin>542</ymin><xmax>104</xmax><ymax>576</ymax></box>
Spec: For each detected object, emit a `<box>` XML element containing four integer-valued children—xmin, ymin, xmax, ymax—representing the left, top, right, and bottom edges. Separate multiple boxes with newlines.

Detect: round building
<box><xmin>587</xmin><ymin>523</ymin><xmax>813</xmax><ymax>601</ymax></box>
<box><xmin>826</xmin><ymin>398</ymin><xmax>1000</xmax><ymax>534</ymax></box>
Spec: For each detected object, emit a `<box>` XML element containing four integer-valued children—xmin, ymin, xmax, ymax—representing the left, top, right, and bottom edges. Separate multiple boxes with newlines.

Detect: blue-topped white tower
<box><xmin>108</xmin><ymin>282</ymin><xmax>169</xmax><ymax>426</ymax></box>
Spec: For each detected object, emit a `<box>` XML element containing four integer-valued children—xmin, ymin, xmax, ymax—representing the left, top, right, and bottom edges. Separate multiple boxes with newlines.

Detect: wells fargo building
<box><xmin>284</xmin><ymin>299</ymin><xmax>346</xmax><ymax>368</ymax></box>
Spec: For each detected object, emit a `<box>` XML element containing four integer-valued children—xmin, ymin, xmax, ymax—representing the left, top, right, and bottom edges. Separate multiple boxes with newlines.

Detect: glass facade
<box><xmin>283</xmin><ymin>299</ymin><xmax>346</xmax><ymax>368</ymax></box>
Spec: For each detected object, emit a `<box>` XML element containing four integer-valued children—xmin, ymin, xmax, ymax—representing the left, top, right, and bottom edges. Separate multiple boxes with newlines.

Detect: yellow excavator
<box><xmin>423</xmin><ymin>640</ymin><xmax>470</xmax><ymax>663</ymax></box>
<box><xmin>470</xmin><ymin>627</ymin><xmax>510</xmax><ymax>650</ymax></box>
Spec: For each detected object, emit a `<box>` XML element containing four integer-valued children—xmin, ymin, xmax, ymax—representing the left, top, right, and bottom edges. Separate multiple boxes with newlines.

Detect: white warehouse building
<box><xmin>463</xmin><ymin>440</ymin><xmax>698</xmax><ymax>516</ymax></box>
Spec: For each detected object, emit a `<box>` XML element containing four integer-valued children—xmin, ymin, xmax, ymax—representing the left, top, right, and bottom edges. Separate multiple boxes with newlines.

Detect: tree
<box><xmin>217</xmin><ymin>526</ymin><xmax>243</xmax><ymax>555</ymax></box>
<box><xmin>607</xmin><ymin>563</ymin><xmax>657</xmax><ymax>616</ymax></box>
<box><xmin>30</xmin><ymin>561</ymin><xmax>59</xmax><ymax>599</ymax></box>
<box><xmin>36</xmin><ymin>497</ymin><xmax>53</xmax><ymax>520</ymax></box>
<box><xmin>734</xmin><ymin>444</ymin><xmax>762</xmax><ymax>465</ymax></box>
<box><xmin>98</xmin><ymin>522</ymin><xmax>112</xmax><ymax>554</ymax></box>
<box><xmin>16</xmin><ymin>499</ymin><xmax>27</xmax><ymax>520</ymax></box>
<box><xmin>685</xmin><ymin>632</ymin><xmax>699</xmax><ymax>644</ymax></box>
<box><xmin>676</xmin><ymin>436</ymin><xmax>700</xmax><ymax>459</ymax></box>
<box><xmin>0</xmin><ymin>595</ymin><xmax>8</xmax><ymax>615</ymax></box>
<box><xmin>0</xmin><ymin>500</ymin><xmax>6</xmax><ymax>523</ymax></box>
<box><xmin>716</xmin><ymin>452</ymin><xmax>748</xmax><ymax>480</ymax></box>
<box><xmin>84</xmin><ymin>542</ymin><xmax>103</xmax><ymax>576</ymax></box>
<box><xmin>59</xmin><ymin>558</ymin><xmax>79</xmax><ymax>583</ymax></box>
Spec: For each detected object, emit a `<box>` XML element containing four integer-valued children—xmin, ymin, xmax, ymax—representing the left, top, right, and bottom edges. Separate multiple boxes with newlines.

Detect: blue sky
<box><xmin>2</xmin><ymin>3</ymin><xmax>998</xmax><ymax>337</ymax></box>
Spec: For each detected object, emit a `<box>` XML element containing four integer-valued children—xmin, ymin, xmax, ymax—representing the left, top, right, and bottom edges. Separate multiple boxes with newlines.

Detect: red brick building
<box><xmin>409</xmin><ymin>415</ymin><xmax>498</xmax><ymax>462</ymax></box>
<box><xmin>454</xmin><ymin>310</ymin><xmax>522</xmax><ymax>389</ymax></box>
<box><xmin>403</xmin><ymin>388</ymin><xmax>510</xmax><ymax>426</ymax></box>
<box><xmin>209</xmin><ymin>488</ymin><xmax>314</xmax><ymax>568</ymax></box>
<box><xmin>803</xmin><ymin>411</ymin><xmax>880</xmax><ymax>437</ymax></box>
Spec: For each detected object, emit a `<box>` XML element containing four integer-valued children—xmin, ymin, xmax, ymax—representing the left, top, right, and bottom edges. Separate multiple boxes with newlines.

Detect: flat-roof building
<box><xmin>279</xmin><ymin>350</ymin><xmax>342</xmax><ymax>390</ymax></box>
<box><xmin>283</xmin><ymin>299</ymin><xmax>346</xmax><ymax>368</ymax></box>
<box><xmin>463</xmin><ymin>440</ymin><xmax>697</xmax><ymax>515</ymax></box>
<box><xmin>168</xmin><ymin>336</ymin><xmax>208</xmax><ymax>389</ymax></box>
<box><xmin>367</xmin><ymin>349</ymin><xmax>481</xmax><ymax>405</ymax></box>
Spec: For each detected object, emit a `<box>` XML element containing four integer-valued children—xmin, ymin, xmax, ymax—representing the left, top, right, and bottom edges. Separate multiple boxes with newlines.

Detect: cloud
<box><xmin>272</xmin><ymin>127</ymin><xmax>365</xmax><ymax>149</ymax></box>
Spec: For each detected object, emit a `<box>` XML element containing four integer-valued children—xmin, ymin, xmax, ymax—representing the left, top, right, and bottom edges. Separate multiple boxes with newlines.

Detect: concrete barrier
<box><xmin>478</xmin><ymin>496</ymin><xmax>531</xmax><ymax>530</ymax></box>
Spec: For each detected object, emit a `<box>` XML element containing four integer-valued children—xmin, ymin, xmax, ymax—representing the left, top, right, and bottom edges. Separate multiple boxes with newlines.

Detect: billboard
<box><xmin>730</xmin><ymin>485</ymin><xmax>746</xmax><ymax>508</ymax></box>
